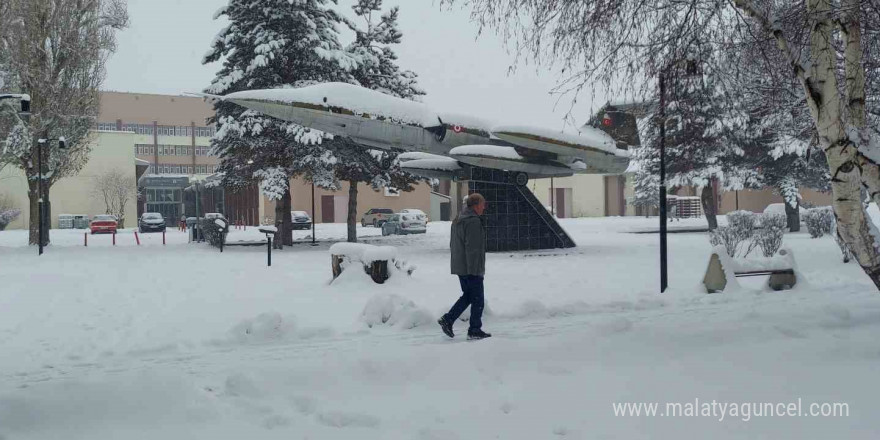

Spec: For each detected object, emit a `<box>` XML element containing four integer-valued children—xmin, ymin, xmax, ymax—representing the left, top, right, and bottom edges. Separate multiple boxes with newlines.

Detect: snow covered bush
<box><xmin>803</xmin><ymin>207</ymin><xmax>834</xmax><ymax>238</ymax></box>
<box><xmin>725</xmin><ymin>210</ymin><xmax>756</xmax><ymax>238</ymax></box>
<box><xmin>199</xmin><ymin>217</ymin><xmax>228</xmax><ymax>248</ymax></box>
<box><xmin>751</xmin><ymin>225</ymin><xmax>784</xmax><ymax>257</ymax></box>
<box><xmin>709</xmin><ymin>226</ymin><xmax>750</xmax><ymax>258</ymax></box>
<box><xmin>760</xmin><ymin>212</ymin><xmax>787</xmax><ymax>231</ymax></box>
<box><xmin>0</xmin><ymin>208</ymin><xmax>21</xmax><ymax>231</ymax></box>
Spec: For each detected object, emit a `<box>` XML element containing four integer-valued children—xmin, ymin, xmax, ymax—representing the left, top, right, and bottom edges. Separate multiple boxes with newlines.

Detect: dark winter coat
<box><xmin>450</xmin><ymin>207</ymin><xmax>486</xmax><ymax>276</ymax></box>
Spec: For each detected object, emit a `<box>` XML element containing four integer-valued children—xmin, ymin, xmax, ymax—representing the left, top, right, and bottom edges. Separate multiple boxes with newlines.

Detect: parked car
<box><xmin>362</xmin><ymin>208</ymin><xmax>394</xmax><ymax>227</ymax></box>
<box><xmin>138</xmin><ymin>212</ymin><xmax>166</xmax><ymax>233</ymax></box>
<box><xmin>204</xmin><ymin>213</ymin><xmax>226</xmax><ymax>220</ymax></box>
<box><xmin>382</xmin><ymin>213</ymin><xmax>427</xmax><ymax>236</ymax></box>
<box><xmin>400</xmin><ymin>208</ymin><xmax>429</xmax><ymax>222</ymax></box>
<box><xmin>291</xmin><ymin>211</ymin><xmax>312</xmax><ymax>230</ymax></box>
<box><xmin>90</xmin><ymin>214</ymin><xmax>118</xmax><ymax>234</ymax></box>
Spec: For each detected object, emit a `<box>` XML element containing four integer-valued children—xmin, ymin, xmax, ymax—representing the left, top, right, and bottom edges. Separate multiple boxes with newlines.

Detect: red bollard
<box><xmin>162</xmin><ymin>230</ymin><xmax>166</xmax><ymax>245</ymax></box>
<box><xmin>134</xmin><ymin>231</ymin><xmax>140</xmax><ymax>245</ymax></box>
<box><xmin>112</xmin><ymin>232</ymin><xmax>116</xmax><ymax>246</ymax></box>
<box><xmin>84</xmin><ymin>232</ymin><xmax>88</xmax><ymax>247</ymax></box>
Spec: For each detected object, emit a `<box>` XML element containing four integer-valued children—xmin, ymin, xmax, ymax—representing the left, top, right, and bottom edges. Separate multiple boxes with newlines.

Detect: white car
<box><xmin>382</xmin><ymin>213</ymin><xmax>427</xmax><ymax>235</ymax></box>
<box><xmin>400</xmin><ymin>208</ymin><xmax>429</xmax><ymax>222</ymax></box>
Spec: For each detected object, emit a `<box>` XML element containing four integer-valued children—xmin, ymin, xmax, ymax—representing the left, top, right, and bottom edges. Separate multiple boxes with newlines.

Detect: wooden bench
<box><xmin>703</xmin><ymin>251</ymin><xmax>797</xmax><ymax>293</ymax></box>
<box><xmin>329</xmin><ymin>243</ymin><xmax>414</xmax><ymax>284</ymax></box>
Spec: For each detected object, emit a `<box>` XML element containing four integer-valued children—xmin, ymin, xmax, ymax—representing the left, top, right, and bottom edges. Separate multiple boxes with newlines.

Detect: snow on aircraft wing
<box><xmin>489</xmin><ymin>124</ymin><xmax>622</xmax><ymax>158</ymax></box>
<box><xmin>399</xmin><ymin>156</ymin><xmax>463</xmax><ymax>180</ymax></box>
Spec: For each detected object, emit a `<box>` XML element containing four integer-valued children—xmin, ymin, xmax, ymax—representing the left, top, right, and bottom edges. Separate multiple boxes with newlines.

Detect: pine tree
<box><xmin>203</xmin><ymin>0</ymin><xmax>358</xmax><ymax>246</ymax></box>
<box><xmin>329</xmin><ymin>0</ymin><xmax>425</xmax><ymax>242</ymax></box>
<box><xmin>635</xmin><ymin>69</ymin><xmax>748</xmax><ymax>229</ymax></box>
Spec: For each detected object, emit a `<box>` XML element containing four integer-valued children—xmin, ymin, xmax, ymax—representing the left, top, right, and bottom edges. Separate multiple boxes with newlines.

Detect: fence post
<box><xmin>162</xmin><ymin>230</ymin><xmax>166</xmax><ymax>245</ymax></box>
<box><xmin>267</xmin><ymin>236</ymin><xmax>272</xmax><ymax>267</ymax></box>
<box><xmin>112</xmin><ymin>232</ymin><xmax>116</xmax><ymax>246</ymax></box>
<box><xmin>84</xmin><ymin>232</ymin><xmax>87</xmax><ymax>247</ymax></box>
<box><xmin>134</xmin><ymin>231</ymin><xmax>140</xmax><ymax>245</ymax></box>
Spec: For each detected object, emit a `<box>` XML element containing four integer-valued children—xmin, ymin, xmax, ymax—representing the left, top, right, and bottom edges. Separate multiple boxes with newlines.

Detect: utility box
<box><xmin>58</xmin><ymin>214</ymin><xmax>75</xmax><ymax>229</ymax></box>
<box><xmin>73</xmin><ymin>215</ymin><xmax>90</xmax><ymax>229</ymax></box>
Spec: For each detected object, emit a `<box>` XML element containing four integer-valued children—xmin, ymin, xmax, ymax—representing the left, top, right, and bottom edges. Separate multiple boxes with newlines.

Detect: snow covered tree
<box><xmin>0</xmin><ymin>0</ymin><xmax>128</xmax><ymax>245</ymax></box>
<box><xmin>203</xmin><ymin>0</ymin><xmax>358</xmax><ymax>246</ymax></box>
<box><xmin>637</xmin><ymin>70</ymin><xmax>747</xmax><ymax>230</ymax></box>
<box><xmin>91</xmin><ymin>168</ymin><xmax>135</xmax><ymax>228</ymax></box>
<box><xmin>329</xmin><ymin>0</ymin><xmax>424</xmax><ymax>243</ymax></box>
<box><xmin>446</xmin><ymin>0</ymin><xmax>880</xmax><ymax>289</ymax></box>
<box><xmin>329</xmin><ymin>138</ymin><xmax>419</xmax><ymax>242</ymax></box>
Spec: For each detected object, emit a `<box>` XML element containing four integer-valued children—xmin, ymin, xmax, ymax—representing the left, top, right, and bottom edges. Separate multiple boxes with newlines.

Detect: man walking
<box><xmin>438</xmin><ymin>193</ymin><xmax>491</xmax><ymax>340</ymax></box>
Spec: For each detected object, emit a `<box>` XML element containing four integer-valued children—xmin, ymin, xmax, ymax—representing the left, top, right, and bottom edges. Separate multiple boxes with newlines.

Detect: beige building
<box><xmin>0</xmin><ymin>130</ymin><xmax>141</xmax><ymax>230</ymax></box>
<box><xmin>529</xmin><ymin>173</ymin><xmax>832</xmax><ymax>219</ymax></box>
<box><xmin>98</xmin><ymin>90</ymin><xmax>429</xmax><ymax>224</ymax></box>
<box><xmin>531</xmin><ymin>174</ymin><xmax>635</xmax><ymax>218</ymax></box>
<box><xmin>261</xmin><ymin>179</ymin><xmax>432</xmax><ymax>224</ymax></box>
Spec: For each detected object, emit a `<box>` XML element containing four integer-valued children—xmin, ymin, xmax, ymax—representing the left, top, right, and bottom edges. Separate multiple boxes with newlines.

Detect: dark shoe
<box><xmin>467</xmin><ymin>329</ymin><xmax>491</xmax><ymax>340</ymax></box>
<box><xmin>438</xmin><ymin>317</ymin><xmax>454</xmax><ymax>338</ymax></box>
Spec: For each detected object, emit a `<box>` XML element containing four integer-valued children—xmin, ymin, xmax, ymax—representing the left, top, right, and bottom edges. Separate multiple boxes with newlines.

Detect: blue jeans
<box><xmin>445</xmin><ymin>275</ymin><xmax>484</xmax><ymax>331</ymax></box>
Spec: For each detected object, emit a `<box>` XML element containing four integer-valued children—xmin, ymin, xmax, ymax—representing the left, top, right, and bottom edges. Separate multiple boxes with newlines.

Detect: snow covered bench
<box><xmin>329</xmin><ymin>243</ymin><xmax>415</xmax><ymax>284</ymax></box>
<box><xmin>703</xmin><ymin>247</ymin><xmax>797</xmax><ymax>293</ymax></box>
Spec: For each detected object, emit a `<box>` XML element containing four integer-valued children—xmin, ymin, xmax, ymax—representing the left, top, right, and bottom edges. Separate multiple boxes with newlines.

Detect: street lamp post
<box><xmin>658</xmin><ymin>59</ymin><xmax>699</xmax><ymax>293</ymax></box>
<box><xmin>658</xmin><ymin>74</ymin><xmax>668</xmax><ymax>293</ymax></box>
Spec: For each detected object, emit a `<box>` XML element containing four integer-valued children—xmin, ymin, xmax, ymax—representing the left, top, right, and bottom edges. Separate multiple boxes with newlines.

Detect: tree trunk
<box><xmin>281</xmin><ymin>188</ymin><xmax>293</xmax><ymax>246</ymax></box>
<box><xmin>27</xmin><ymin>178</ymin><xmax>39</xmax><ymax>245</ymax></box>
<box><xmin>347</xmin><ymin>180</ymin><xmax>358</xmax><ymax>243</ymax></box>
<box><xmin>807</xmin><ymin>0</ymin><xmax>880</xmax><ymax>288</ymax></box>
<box><xmin>273</xmin><ymin>198</ymin><xmax>284</xmax><ymax>250</ymax></box>
<box><xmin>733</xmin><ymin>0</ymin><xmax>880</xmax><ymax>289</ymax></box>
<box><xmin>784</xmin><ymin>199</ymin><xmax>800</xmax><ymax>232</ymax></box>
<box><xmin>701</xmin><ymin>184</ymin><xmax>718</xmax><ymax>230</ymax></box>
<box><xmin>27</xmin><ymin>176</ymin><xmax>51</xmax><ymax>246</ymax></box>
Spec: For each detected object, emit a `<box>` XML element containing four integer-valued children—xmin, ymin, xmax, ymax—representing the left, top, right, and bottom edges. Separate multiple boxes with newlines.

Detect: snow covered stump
<box><xmin>329</xmin><ymin>243</ymin><xmax>415</xmax><ymax>284</ymax></box>
<box><xmin>703</xmin><ymin>247</ymin><xmax>798</xmax><ymax>293</ymax></box>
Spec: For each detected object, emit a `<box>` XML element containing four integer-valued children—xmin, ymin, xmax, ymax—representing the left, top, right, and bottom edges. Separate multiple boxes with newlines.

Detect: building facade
<box><xmin>0</xmin><ymin>130</ymin><xmax>141</xmax><ymax>230</ymax></box>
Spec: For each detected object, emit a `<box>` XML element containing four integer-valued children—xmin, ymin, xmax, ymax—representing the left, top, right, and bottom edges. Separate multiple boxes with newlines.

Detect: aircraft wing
<box><xmin>486</xmin><ymin>124</ymin><xmax>630</xmax><ymax>175</ymax></box>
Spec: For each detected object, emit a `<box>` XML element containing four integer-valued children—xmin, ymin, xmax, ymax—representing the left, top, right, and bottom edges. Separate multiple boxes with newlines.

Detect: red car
<box><xmin>90</xmin><ymin>215</ymin><xmax>118</xmax><ymax>234</ymax></box>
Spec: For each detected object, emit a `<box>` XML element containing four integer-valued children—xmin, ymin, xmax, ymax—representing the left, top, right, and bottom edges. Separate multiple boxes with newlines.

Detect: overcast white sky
<box><xmin>103</xmin><ymin>0</ymin><xmax>610</xmax><ymax>128</ymax></box>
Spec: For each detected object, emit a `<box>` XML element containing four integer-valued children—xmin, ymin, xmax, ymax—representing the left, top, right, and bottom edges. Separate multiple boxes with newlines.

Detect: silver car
<box><xmin>382</xmin><ymin>213</ymin><xmax>427</xmax><ymax>236</ymax></box>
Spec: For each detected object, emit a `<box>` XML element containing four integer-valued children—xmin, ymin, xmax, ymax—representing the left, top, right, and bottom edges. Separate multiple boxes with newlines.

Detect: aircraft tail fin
<box><xmin>585</xmin><ymin>102</ymin><xmax>645</xmax><ymax>150</ymax></box>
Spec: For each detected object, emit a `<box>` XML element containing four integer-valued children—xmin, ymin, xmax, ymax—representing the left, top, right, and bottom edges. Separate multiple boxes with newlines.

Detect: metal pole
<box><xmin>659</xmin><ymin>73</ymin><xmax>668</xmax><ymax>293</ymax></box>
<box><xmin>310</xmin><ymin>182</ymin><xmax>317</xmax><ymax>246</ymax></box>
<box><xmin>551</xmin><ymin>177</ymin><xmax>555</xmax><ymax>216</ymax></box>
<box><xmin>267</xmin><ymin>236</ymin><xmax>272</xmax><ymax>266</ymax></box>
<box><xmin>38</xmin><ymin>140</ymin><xmax>43</xmax><ymax>256</ymax></box>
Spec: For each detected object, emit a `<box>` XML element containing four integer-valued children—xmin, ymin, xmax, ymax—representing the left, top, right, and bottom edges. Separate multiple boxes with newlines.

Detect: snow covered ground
<box><xmin>1</xmin><ymin>217</ymin><xmax>878</xmax><ymax>439</ymax></box>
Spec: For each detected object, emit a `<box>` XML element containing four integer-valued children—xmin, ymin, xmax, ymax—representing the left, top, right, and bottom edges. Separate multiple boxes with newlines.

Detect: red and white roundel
<box><xmin>452</xmin><ymin>125</ymin><xmax>463</xmax><ymax>133</ymax></box>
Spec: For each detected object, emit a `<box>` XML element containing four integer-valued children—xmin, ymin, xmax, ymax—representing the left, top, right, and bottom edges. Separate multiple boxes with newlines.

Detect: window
<box><xmin>96</xmin><ymin>122</ymin><xmax>116</xmax><ymax>131</ymax></box>
<box><xmin>186</xmin><ymin>166</ymin><xmax>193</xmax><ymax>174</ymax></box>
<box><xmin>195</xmin><ymin>126</ymin><xmax>216</xmax><ymax>138</ymax></box>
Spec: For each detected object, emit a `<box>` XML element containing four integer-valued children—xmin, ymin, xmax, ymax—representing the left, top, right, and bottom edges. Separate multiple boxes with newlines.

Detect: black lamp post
<box><xmin>659</xmin><ymin>74</ymin><xmax>668</xmax><ymax>293</ymax></box>
<box><xmin>658</xmin><ymin>59</ymin><xmax>699</xmax><ymax>293</ymax></box>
